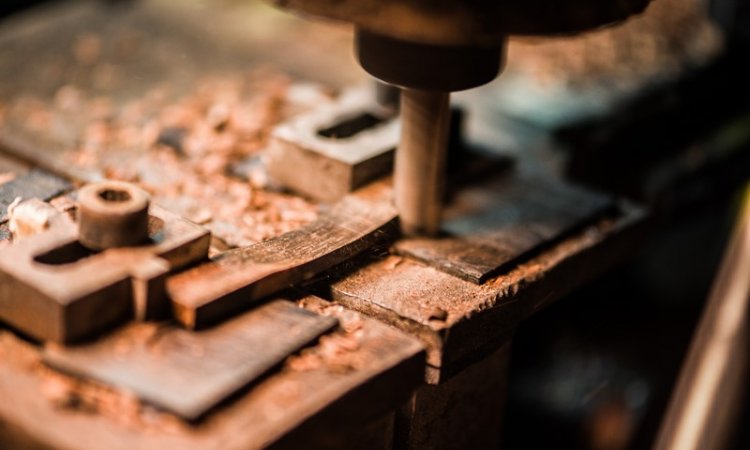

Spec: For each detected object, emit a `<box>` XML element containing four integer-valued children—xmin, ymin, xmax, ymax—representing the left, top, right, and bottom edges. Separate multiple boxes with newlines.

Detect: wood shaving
<box><xmin>38</xmin><ymin>365</ymin><xmax>187</xmax><ymax>433</ymax></box>
<box><xmin>1</xmin><ymin>71</ymin><xmax>333</xmax><ymax>248</ymax></box>
<box><xmin>288</xmin><ymin>300</ymin><xmax>368</xmax><ymax>374</ymax></box>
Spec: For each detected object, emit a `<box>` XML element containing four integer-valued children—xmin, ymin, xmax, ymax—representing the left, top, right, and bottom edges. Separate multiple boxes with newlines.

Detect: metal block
<box><xmin>0</xmin><ymin>202</ymin><xmax>210</xmax><ymax>343</ymax></box>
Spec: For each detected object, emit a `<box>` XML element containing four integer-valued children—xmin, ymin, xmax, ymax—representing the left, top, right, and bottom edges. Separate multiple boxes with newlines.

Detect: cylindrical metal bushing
<box><xmin>77</xmin><ymin>181</ymin><xmax>151</xmax><ymax>250</ymax></box>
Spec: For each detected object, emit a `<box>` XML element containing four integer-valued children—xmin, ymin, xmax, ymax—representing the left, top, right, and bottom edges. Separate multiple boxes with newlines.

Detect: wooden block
<box><xmin>396</xmin><ymin>343</ymin><xmax>511</xmax><ymax>450</ymax></box>
<box><xmin>0</xmin><ymin>204</ymin><xmax>210</xmax><ymax>343</ymax></box>
<box><xmin>43</xmin><ymin>300</ymin><xmax>338</xmax><ymax>420</ymax></box>
<box><xmin>167</xmin><ymin>179</ymin><xmax>398</xmax><ymax>329</ymax></box>
<box><xmin>395</xmin><ymin>174</ymin><xmax>614</xmax><ymax>283</ymax></box>
<box><xmin>267</xmin><ymin>89</ymin><xmax>399</xmax><ymax>202</ymax></box>
<box><xmin>0</xmin><ymin>296</ymin><xmax>425</xmax><ymax>450</ymax></box>
<box><xmin>330</xmin><ymin>199</ymin><xmax>648</xmax><ymax>383</ymax></box>
<box><xmin>0</xmin><ymin>170</ymin><xmax>72</xmax><ymax>223</ymax></box>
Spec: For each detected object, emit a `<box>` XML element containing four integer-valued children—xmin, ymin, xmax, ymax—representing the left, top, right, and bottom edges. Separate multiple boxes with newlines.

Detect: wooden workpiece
<box><xmin>0</xmin><ymin>295</ymin><xmax>425</xmax><ymax>450</ymax></box>
<box><xmin>267</xmin><ymin>88</ymin><xmax>398</xmax><ymax>202</ymax></box>
<box><xmin>167</xmin><ymin>179</ymin><xmax>397</xmax><ymax>329</ymax></box>
<box><xmin>325</xmin><ymin>192</ymin><xmax>646</xmax><ymax>383</ymax></box>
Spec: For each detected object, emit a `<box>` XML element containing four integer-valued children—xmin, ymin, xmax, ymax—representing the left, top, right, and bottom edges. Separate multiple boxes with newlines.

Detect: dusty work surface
<box><xmin>0</xmin><ymin>0</ymin><xmax>363</xmax><ymax>248</ymax></box>
<box><xmin>0</xmin><ymin>295</ymin><xmax>425</xmax><ymax>450</ymax></box>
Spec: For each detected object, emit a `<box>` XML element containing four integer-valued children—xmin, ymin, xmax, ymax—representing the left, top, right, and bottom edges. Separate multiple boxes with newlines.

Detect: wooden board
<box><xmin>395</xmin><ymin>174</ymin><xmax>614</xmax><ymax>283</ymax></box>
<box><xmin>329</xmin><ymin>199</ymin><xmax>648</xmax><ymax>383</ymax></box>
<box><xmin>167</xmin><ymin>179</ymin><xmax>398</xmax><ymax>329</ymax></box>
<box><xmin>0</xmin><ymin>295</ymin><xmax>425</xmax><ymax>450</ymax></box>
<box><xmin>43</xmin><ymin>300</ymin><xmax>338</xmax><ymax>420</ymax></box>
<box><xmin>0</xmin><ymin>170</ymin><xmax>72</xmax><ymax>223</ymax></box>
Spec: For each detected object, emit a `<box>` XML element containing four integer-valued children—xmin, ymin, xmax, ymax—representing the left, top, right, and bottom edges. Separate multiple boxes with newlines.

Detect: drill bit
<box><xmin>395</xmin><ymin>88</ymin><xmax>451</xmax><ymax>236</ymax></box>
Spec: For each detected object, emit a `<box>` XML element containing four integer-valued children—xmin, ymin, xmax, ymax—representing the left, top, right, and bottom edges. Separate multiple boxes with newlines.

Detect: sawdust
<box><xmin>38</xmin><ymin>365</ymin><xmax>188</xmax><ymax>433</ymax></box>
<box><xmin>287</xmin><ymin>300</ymin><xmax>367</xmax><ymax>374</ymax></box>
<box><xmin>1</xmin><ymin>70</ymin><xmax>332</xmax><ymax>248</ymax></box>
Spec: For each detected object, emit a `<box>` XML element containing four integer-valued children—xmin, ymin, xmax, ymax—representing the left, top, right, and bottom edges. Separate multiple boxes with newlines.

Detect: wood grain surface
<box><xmin>168</xmin><ymin>179</ymin><xmax>398</xmax><ymax>329</ymax></box>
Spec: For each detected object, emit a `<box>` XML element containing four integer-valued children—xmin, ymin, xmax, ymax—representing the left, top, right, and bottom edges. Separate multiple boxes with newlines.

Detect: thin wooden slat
<box><xmin>394</xmin><ymin>174</ymin><xmax>614</xmax><ymax>283</ymax></box>
<box><xmin>167</xmin><ymin>179</ymin><xmax>398</xmax><ymax>329</ymax></box>
<box><xmin>43</xmin><ymin>300</ymin><xmax>338</xmax><ymax>421</ymax></box>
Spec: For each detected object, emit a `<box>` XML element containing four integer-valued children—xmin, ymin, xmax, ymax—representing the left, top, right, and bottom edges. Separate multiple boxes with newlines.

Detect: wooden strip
<box><xmin>167</xmin><ymin>180</ymin><xmax>398</xmax><ymax>329</ymax></box>
<box><xmin>394</xmin><ymin>174</ymin><xmax>614</xmax><ymax>283</ymax></box>
<box><xmin>0</xmin><ymin>169</ymin><xmax>72</xmax><ymax>223</ymax></box>
<box><xmin>43</xmin><ymin>300</ymin><xmax>338</xmax><ymax>421</ymax></box>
